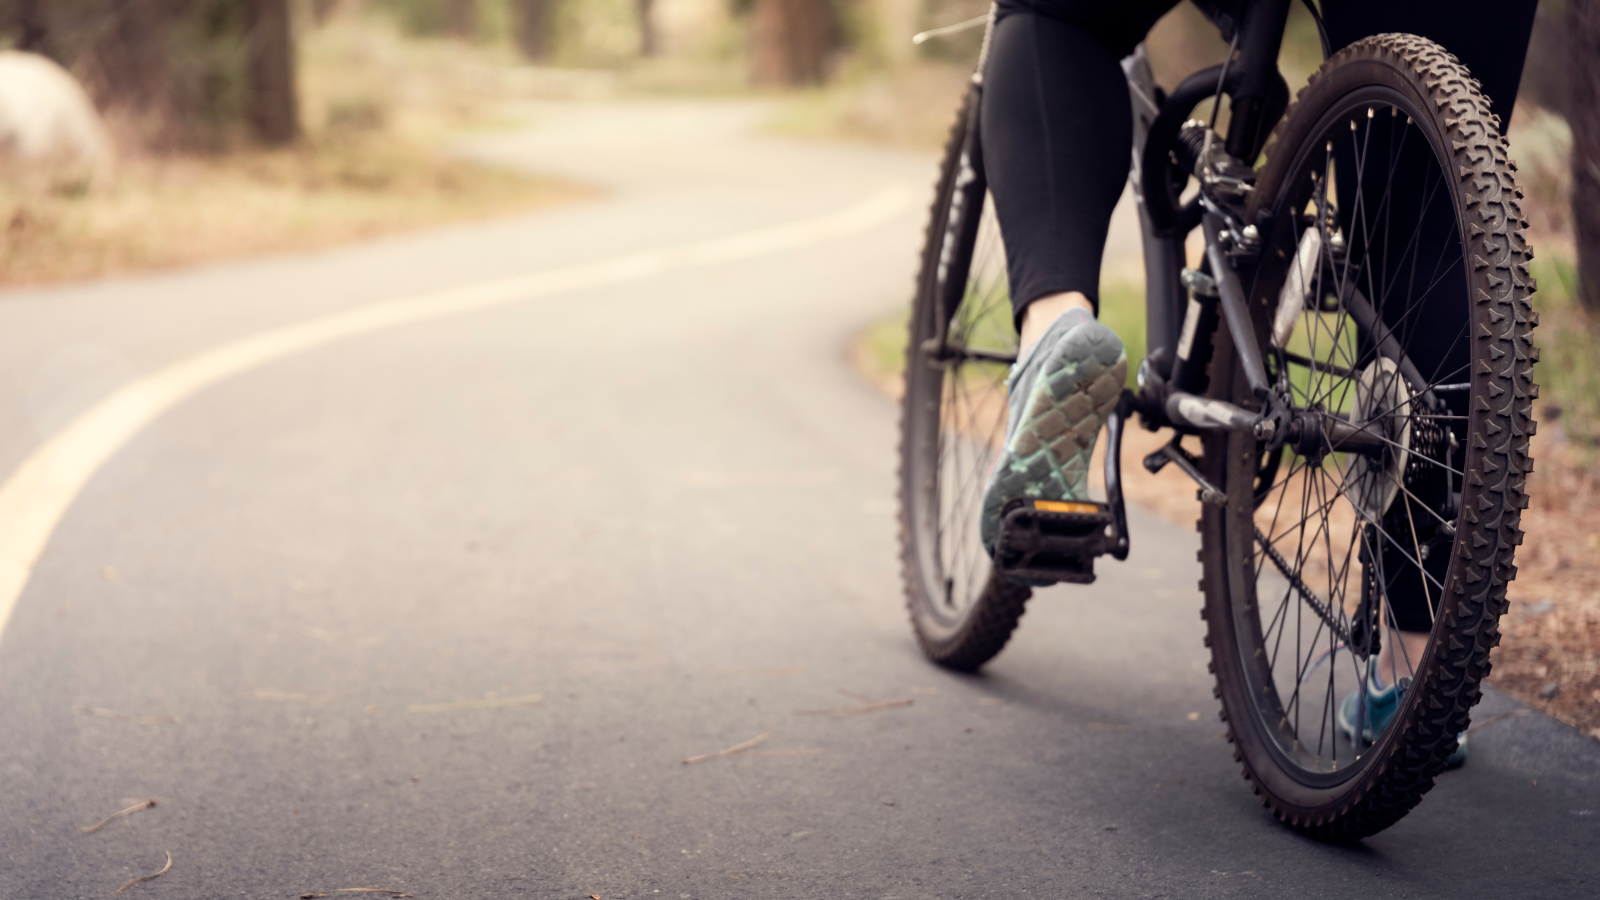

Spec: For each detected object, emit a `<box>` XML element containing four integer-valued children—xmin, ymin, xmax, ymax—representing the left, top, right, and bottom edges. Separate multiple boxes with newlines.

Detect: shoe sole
<box><xmin>983</xmin><ymin>325</ymin><xmax>1126</xmax><ymax>550</ymax></box>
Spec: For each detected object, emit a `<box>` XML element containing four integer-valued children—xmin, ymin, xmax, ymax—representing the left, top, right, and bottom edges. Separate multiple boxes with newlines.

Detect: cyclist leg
<box><xmin>975</xmin><ymin>1</ymin><xmax>1184</xmax><ymax>553</ymax></box>
<box><xmin>982</xmin><ymin>0</ymin><xmax>1180</xmax><ymax>343</ymax></box>
<box><xmin>1323</xmin><ymin>0</ymin><xmax>1538</xmax><ymax>763</ymax></box>
<box><xmin>1327</xmin><ymin>0</ymin><xmax>1538</xmax><ymax>686</ymax></box>
<box><xmin>1324</xmin><ymin>0</ymin><xmax>1537</xmax><ymax>127</ymax></box>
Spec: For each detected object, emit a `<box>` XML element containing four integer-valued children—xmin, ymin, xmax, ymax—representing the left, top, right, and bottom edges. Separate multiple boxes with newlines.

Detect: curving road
<box><xmin>0</xmin><ymin>100</ymin><xmax>1595</xmax><ymax>900</ymax></box>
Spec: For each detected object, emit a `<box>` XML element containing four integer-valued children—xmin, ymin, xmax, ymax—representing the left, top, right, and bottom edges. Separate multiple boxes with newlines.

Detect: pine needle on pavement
<box><xmin>682</xmin><ymin>732</ymin><xmax>772</xmax><ymax>765</ymax></box>
<box><xmin>78</xmin><ymin>799</ymin><xmax>156</xmax><ymax>833</ymax></box>
<box><xmin>299</xmin><ymin>883</ymin><xmax>416</xmax><ymax>890</ymax></box>
<box><xmin>115</xmin><ymin>851</ymin><xmax>171</xmax><ymax>893</ymax></box>
<box><xmin>794</xmin><ymin>699</ymin><xmax>912</xmax><ymax>717</ymax></box>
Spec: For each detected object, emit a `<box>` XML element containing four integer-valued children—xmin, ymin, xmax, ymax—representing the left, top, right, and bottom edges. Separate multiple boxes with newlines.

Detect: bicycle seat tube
<box><xmin>1225</xmin><ymin>0</ymin><xmax>1293</xmax><ymax>162</ymax></box>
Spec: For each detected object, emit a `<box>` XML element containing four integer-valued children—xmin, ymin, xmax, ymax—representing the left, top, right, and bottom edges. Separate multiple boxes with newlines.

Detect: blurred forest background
<box><xmin>0</xmin><ymin>1</ymin><xmax>1590</xmax><ymax>295</ymax></box>
<box><xmin>0</xmin><ymin>0</ymin><xmax>1588</xmax><ymax>303</ymax></box>
<box><xmin>0</xmin><ymin>0</ymin><xmax>1597</xmax><ymax>734</ymax></box>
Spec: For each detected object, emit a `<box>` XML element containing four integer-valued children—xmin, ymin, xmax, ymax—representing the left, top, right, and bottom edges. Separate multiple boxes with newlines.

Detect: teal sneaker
<box><xmin>1337</xmin><ymin>659</ymin><xmax>1468</xmax><ymax>769</ymax></box>
<box><xmin>979</xmin><ymin>308</ymin><xmax>1126</xmax><ymax>556</ymax></box>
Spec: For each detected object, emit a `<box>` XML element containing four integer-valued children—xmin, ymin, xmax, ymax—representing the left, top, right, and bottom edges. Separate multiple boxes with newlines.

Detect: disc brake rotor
<box><xmin>1344</xmin><ymin>357</ymin><xmax>1412</xmax><ymax>522</ymax></box>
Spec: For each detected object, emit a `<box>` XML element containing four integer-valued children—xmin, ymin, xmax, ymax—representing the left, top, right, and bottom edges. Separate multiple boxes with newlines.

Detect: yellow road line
<box><xmin>0</xmin><ymin>185</ymin><xmax>917</xmax><ymax>642</ymax></box>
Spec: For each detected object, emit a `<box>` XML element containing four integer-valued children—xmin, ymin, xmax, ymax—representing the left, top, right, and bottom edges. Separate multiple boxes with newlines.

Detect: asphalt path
<box><xmin>0</xmin><ymin>101</ymin><xmax>1595</xmax><ymax>900</ymax></box>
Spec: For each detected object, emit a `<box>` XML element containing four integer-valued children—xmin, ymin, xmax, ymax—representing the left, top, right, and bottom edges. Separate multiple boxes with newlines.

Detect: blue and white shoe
<box><xmin>978</xmin><ymin>308</ymin><xmax>1126</xmax><ymax>557</ymax></box>
<box><xmin>1338</xmin><ymin>658</ymin><xmax>1468</xmax><ymax>768</ymax></box>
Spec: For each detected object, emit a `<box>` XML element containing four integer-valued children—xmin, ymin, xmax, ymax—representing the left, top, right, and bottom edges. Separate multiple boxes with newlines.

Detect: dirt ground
<box><xmin>1491</xmin><ymin>410</ymin><xmax>1600</xmax><ymax>738</ymax></box>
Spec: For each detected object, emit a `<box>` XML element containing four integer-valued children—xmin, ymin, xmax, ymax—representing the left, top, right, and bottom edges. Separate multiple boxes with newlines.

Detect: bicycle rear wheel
<box><xmin>899</xmin><ymin>87</ymin><xmax>1031</xmax><ymax>671</ymax></box>
<box><xmin>1200</xmin><ymin>34</ymin><xmax>1538</xmax><ymax>840</ymax></box>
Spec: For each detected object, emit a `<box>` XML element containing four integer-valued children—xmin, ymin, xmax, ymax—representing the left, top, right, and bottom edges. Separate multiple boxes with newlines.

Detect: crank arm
<box><xmin>1102</xmin><ymin>391</ymin><xmax>1134</xmax><ymax>561</ymax></box>
<box><xmin>1143</xmin><ymin>437</ymin><xmax>1227</xmax><ymax>507</ymax></box>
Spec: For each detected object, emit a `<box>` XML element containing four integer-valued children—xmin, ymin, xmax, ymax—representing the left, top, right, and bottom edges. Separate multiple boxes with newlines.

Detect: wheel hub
<box><xmin>1344</xmin><ymin>357</ymin><xmax>1413</xmax><ymax>522</ymax></box>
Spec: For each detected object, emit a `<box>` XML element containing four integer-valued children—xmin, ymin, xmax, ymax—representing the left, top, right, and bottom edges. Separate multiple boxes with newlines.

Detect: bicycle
<box><xmin>898</xmin><ymin>0</ymin><xmax>1537</xmax><ymax>841</ymax></box>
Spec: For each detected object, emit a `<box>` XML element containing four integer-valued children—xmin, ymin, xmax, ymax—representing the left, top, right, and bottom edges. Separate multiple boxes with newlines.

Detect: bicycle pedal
<box><xmin>992</xmin><ymin>498</ymin><xmax>1115</xmax><ymax>585</ymax></box>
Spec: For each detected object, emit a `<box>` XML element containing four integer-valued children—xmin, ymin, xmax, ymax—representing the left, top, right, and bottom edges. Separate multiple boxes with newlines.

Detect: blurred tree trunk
<box><xmin>446</xmin><ymin>0</ymin><xmax>478</xmax><ymax>39</ymax></box>
<box><xmin>512</xmin><ymin>0</ymin><xmax>554</xmax><ymax>61</ymax></box>
<box><xmin>638</xmin><ymin>0</ymin><xmax>657</xmax><ymax>56</ymax></box>
<box><xmin>13</xmin><ymin>0</ymin><xmax>51</xmax><ymax>57</ymax></box>
<box><xmin>247</xmin><ymin>0</ymin><xmax>300</xmax><ymax>145</ymax></box>
<box><xmin>310</xmin><ymin>0</ymin><xmax>340</xmax><ymax>25</ymax></box>
<box><xmin>89</xmin><ymin>0</ymin><xmax>176</xmax><ymax>144</ymax></box>
<box><xmin>1520</xmin><ymin>1</ymin><xmax>1570</xmax><ymax>116</ymax></box>
<box><xmin>750</xmin><ymin>0</ymin><xmax>837</xmax><ymax>86</ymax></box>
<box><xmin>1571</xmin><ymin>0</ymin><xmax>1600</xmax><ymax>313</ymax></box>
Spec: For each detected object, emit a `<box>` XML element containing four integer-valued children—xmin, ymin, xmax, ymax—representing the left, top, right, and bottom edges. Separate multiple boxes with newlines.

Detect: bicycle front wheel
<box><xmin>899</xmin><ymin>86</ymin><xmax>1031</xmax><ymax>671</ymax></box>
<box><xmin>1200</xmin><ymin>34</ymin><xmax>1538</xmax><ymax>840</ymax></box>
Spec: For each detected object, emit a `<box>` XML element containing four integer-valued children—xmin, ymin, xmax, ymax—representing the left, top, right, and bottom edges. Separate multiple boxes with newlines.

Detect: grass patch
<box><xmin>1529</xmin><ymin>252</ymin><xmax>1599</xmax><ymax>453</ymax></box>
<box><xmin>0</xmin><ymin>141</ymin><xmax>585</xmax><ymax>288</ymax></box>
<box><xmin>1096</xmin><ymin>281</ymin><xmax>1148</xmax><ymax>384</ymax></box>
<box><xmin>856</xmin><ymin>279</ymin><xmax>1150</xmax><ymax>392</ymax></box>
<box><xmin>859</xmin><ymin>307</ymin><xmax>910</xmax><ymax>382</ymax></box>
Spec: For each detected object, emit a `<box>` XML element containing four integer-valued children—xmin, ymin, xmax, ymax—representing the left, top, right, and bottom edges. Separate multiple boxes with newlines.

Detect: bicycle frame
<box><xmin>933</xmin><ymin>0</ymin><xmax>1374</xmax><ymax>559</ymax></box>
<box><xmin>1129</xmin><ymin>0</ymin><xmax>1292</xmax><ymax>383</ymax></box>
<box><xmin>1097</xmin><ymin>0</ymin><xmax>1293</xmax><ymax>557</ymax></box>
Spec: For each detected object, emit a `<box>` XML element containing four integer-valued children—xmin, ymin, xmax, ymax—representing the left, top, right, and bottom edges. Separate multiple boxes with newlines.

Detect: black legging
<box><xmin>982</xmin><ymin>0</ymin><xmax>1538</xmax><ymax>323</ymax></box>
